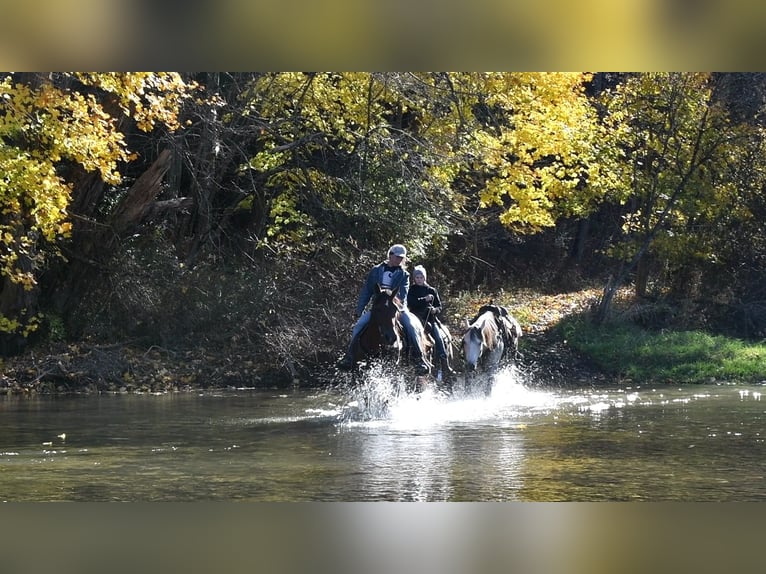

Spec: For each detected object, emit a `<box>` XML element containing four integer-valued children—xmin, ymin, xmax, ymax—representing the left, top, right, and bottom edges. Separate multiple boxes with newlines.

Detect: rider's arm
<box><xmin>431</xmin><ymin>288</ymin><xmax>443</xmax><ymax>314</ymax></box>
<box><xmin>356</xmin><ymin>266</ymin><xmax>379</xmax><ymax>316</ymax></box>
<box><xmin>397</xmin><ymin>270</ymin><xmax>410</xmax><ymax>307</ymax></box>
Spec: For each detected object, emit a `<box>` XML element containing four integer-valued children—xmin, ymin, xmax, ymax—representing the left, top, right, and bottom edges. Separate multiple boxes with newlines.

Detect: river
<box><xmin>1</xmin><ymin>365</ymin><xmax>764</xmax><ymax>501</ymax></box>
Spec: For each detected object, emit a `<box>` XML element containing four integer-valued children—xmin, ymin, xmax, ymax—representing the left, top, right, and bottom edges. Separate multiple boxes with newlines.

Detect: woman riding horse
<box><xmin>407</xmin><ymin>265</ymin><xmax>454</xmax><ymax>377</ymax></box>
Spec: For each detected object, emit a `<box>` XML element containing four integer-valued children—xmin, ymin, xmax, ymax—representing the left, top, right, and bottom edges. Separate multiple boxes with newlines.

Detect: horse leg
<box><xmin>439</xmin><ymin>338</ymin><xmax>455</xmax><ymax>376</ymax></box>
<box><xmin>481</xmin><ymin>342</ymin><xmax>505</xmax><ymax>396</ymax></box>
<box><xmin>405</xmin><ymin>344</ymin><xmax>430</xmax><ymax>394</ymax></box>
<box><xmin>434</xmin><ymin>339</ymin><xmax>455</xmax><ymax>394</ymax></box>
<box><xmin>401</xmin><ymin>313</ymin><xmax>429</xmax><ymax>376</ymax></box>
<box><xmin>338</xmin><ymin>334</ymin><xmax>362</xmax><ymax>371</ymax></box>
<box><xmin>438</xmin><ymin>357</ymin><xmax>455</xmax><ymax>395</ymax></box>
<box><xmin>464</xmin><ymin>369</ymin><xmax>479</xmax><ymax>396</ymax></box>
<box><xmin>430</xmin><ymin>326</ymin><xmax>453</xmax><ymax>388</ymax></box>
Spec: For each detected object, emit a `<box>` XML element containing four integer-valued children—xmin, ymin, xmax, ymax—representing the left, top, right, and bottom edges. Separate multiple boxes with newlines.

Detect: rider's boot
<box><xmin>336</xmin><ymin>339</ymin><xmax>357</xmax><ymax>371</ymax></box>
<box><xmin>440</xmin><ymin>356</ymin><xmax>455</xmax><ymax>376</ymax></box>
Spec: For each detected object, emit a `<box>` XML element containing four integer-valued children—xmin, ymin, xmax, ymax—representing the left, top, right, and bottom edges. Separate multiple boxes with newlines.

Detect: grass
<box><xmin>555</xmin><ymin>315</ymin><xmax>766</xmax><ymax>384</ymax></box>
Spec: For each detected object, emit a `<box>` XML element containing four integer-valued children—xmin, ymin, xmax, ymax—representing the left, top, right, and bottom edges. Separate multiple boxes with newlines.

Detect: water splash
<box><xmin>339</xmin><ymin>363</ymin><xmax>409</xmax><ymax>423</ymax></box>
<box><xmin>333</xmin><ymin>365</ymin><xmax>766</xmax><ymax>431</ymax></box>
<box><xmin>339</xmin><ymin>364</ymin><xmax>560</xmax><ymax>429</ymax></box>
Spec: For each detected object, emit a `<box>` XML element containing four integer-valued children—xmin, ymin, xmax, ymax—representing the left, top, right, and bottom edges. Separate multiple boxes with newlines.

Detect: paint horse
<box><xmin>462</xmin><ymin>304</ymin><xmax>522</xmax><ymax>395</ymax></box>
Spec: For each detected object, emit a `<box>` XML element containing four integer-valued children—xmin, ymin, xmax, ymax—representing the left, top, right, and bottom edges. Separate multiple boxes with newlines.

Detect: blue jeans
<box><xmin>350</xmin><ymin>309</ymin><xmax>426</xmax><ymax>356</ymax></box>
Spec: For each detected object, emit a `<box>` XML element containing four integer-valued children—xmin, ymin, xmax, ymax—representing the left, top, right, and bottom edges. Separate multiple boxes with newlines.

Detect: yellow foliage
<box><xmin>410</xmin><ymin>72</ymin><xmax>608</xmax><ymax>232</ymax></box>
<box><xmin>600</xmin><ymin>72</ymin><xmax>759</xmax><ymax>268</ymax></box>
<box><xmin>0</xmin><ymin>72</ymin><xmax>194</xmax><ymax>335</ymax></box>
<box><xmin>241</xmin><ymin>72</ymin><xmax>606</xmax><ymax>243</ymax></box>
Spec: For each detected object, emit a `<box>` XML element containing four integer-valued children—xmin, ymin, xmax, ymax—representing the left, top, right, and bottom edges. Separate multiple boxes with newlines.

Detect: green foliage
<box><xmin>557</xmin><ymin>315</ymin><xmax>766</xmax><ymax>384</ymax></box>
<box><xmin>599</xmin><ymin>73</ymin><xmax>766</xmax><ymax>297</ymax></box>
<box><xmin>46</xmin><ymin>313</ymin><xmax>66</xmax><ymax>342</ymax></box>
<box><xmin>237</xmin><ymin>73</ymin><xmax>456</xmax><ymax>257</ymax></box>
<box><xmin>234</xmin><ymin>73</ymin><xmax>608</xmax><ymax>261</ymax></box>
<box><xmin>6</xmin><ymin>71</ymin><xmax>766</xmax><ymax>379</ymax></box>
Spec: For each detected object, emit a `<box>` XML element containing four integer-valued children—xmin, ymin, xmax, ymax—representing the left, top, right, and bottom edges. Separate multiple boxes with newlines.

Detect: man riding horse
<box><xmin>337</xmin><ymin>244</ymin><xmax>430</xmax><ymax>375</ymax></box>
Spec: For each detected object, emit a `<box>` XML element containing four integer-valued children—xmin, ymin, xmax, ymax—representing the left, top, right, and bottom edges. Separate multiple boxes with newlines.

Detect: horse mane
<box><xmin>469</xmin><ymin>310</ymin><xmax>501</xmax><ymax>351</ymax></box>
<box><xmin>375</xmin><ymin>287</ymin><xmax>403</xmax><ymax>309</ymax></box>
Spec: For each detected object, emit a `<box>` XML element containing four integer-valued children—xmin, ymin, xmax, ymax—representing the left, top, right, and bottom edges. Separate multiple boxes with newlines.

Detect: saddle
<box><xmin>476</xmin><ymin>304</ymin><xmax>509</xmax><ymax>319</ymax></box>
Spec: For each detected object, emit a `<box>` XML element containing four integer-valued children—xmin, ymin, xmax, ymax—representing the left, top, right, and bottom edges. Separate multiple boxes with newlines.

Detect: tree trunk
<box><xmin>109</xmin><ymin>149</ymin><xmax>173</xmax><ymax>239</ymax></box>
<box><xmin>570</xmin><ymin>217</ymin><xmax>590</xmax><ymax>263</ymax></box>
<box><xmin>635</xmin><ymin>255</ymin><xmax>649</xmax><ymax>298</ymax></box>
<box><xmin>0</xmin><ymin>226</ymin><xmax>39</xmax><ymax>355</ymax></box>
<box><xmin>49</xmin><ymin>149</ymin><xmax>176</xmax><ymax>329</ymax></box>
<box><xmin>596</xmin><ymin>275</ymin><xmax>617</xmax><ymax>324</ymax></box>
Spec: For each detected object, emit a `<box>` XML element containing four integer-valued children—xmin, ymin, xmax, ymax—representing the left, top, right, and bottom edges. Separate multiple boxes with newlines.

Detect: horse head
<box><xmin>370</xmin><ymin>284</ymin><xmax>403</xmax><ymax>348</ymax></box>
<box><xmin>462</xmin><ymin>311</ymin><xmax>502</xmax><ymax>372</ymax></box>
<box><xmin>462</xmin><ymin>324</ymin><xmax>484</xmax><ymax>372</ymax></box>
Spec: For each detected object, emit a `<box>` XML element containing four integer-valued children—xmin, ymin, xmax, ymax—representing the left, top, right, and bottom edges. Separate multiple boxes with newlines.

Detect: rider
<box><xmin>337</xmin><ymin>244</ymin><xmax>430</xmax><ymax>375</ymax></box>
<box><xmin>407</xmin><ymin>265</ymin><xmax>454</xmax><ymax>376</ymax></box>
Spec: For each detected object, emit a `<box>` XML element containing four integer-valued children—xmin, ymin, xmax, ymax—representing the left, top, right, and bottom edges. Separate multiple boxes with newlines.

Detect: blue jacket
<box><xmin>356</xmin><ymin>262</ymin><xmax>410</xmax><ymax>316</ymax></box>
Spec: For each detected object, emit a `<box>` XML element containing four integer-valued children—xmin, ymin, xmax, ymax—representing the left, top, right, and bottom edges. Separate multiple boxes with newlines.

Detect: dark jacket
<box><xmin>407</xmin><ymin>283</ymin><xmax>443</xmax><ymax>325</ymax></box>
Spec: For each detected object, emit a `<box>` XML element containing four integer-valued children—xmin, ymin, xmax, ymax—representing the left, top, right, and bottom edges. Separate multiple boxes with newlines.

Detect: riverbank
<box><xmin>0</xmin><ymin>287</ymin><xmax>609</xmax><ymax>394</ymax></box>
<box><xmin>3</xmin><ymin>286</ymin><xmax>763</xmax><ymax>394</ymax></box>
<box><xmin>0</xmin><ymin>328</ymin><xmax>612</xmax><ymax>395</ymax></box>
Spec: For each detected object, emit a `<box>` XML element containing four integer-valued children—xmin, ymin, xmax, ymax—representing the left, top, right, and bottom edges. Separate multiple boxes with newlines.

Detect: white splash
<box><xmin>343</xmin><ymin>365</ymin><xmax>560</xmax><ymax>429</ymax></box>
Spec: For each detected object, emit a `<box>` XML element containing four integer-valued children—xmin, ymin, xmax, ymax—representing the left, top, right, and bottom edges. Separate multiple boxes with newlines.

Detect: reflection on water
<box><xmin>1</xmin><ymin>366</ymin><xmax>765</xmax><ymax>501</ymax></box>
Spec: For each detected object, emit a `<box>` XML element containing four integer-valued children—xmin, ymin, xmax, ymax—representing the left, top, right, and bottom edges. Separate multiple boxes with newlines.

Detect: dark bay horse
<box><xmin>350</xmin><ymin>284</ymin><xmax>403</xmax><ymax>365</ymax></box>
<box><xmin>350</xmin><ymin>284</ymin><xmax>435</xmax><ymax>391</ymax></box>
<box><xmin>462</xmin><ymin>305</ymin><xmax>522</xmax><ymax>394</ymax></box>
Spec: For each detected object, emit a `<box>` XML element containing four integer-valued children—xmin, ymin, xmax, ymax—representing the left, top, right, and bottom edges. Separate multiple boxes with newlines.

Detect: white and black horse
<box><xmin>462</xmin><ymin>305</ymin><xmax>522</xmax><ymax>395</ymax></box>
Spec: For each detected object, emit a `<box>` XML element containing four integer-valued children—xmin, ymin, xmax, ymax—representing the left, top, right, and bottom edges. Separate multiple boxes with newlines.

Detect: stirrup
<box><xmin>337</xmin><ymin>355</ymin><xmax>354</xmax><ymax>371</ymax></box>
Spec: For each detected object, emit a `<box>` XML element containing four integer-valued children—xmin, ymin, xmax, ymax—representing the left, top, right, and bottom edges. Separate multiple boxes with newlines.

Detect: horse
<box><xmin>462</xmin><ymin>305</ymin><xmax>522</xmax><ymax>395</ymax></box>
<box><xmin>350</xmin><ymin>284</ymin><xmax>403</xmax><ymax>366</ymax></box>
<box><xmin>350</xmin><ymin>284</ymin><xmax>436</xmax><ymax>392</ymax></box>
<box><xmin>421</xmin><ymin>314</ymin><xmax>455</xmax><ymax>389</ymax></box>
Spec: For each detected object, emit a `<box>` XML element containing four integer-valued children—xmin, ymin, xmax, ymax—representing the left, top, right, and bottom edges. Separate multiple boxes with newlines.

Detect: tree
<box><xmin>417</xmin><ymin>73</ymin><xmax>614</xmax><ymax>283</ymax></box>
<box><xmin>228</xmin><ymin>74</ymin><xmax>608</xmax><ymax>258</ymax></box>
<box><xmin>595</xmin><ymin>73</ymin><xmax>762</xmax><ymax>322</ymax></box>
<box><xmin>0</xmin><ymin>72</ymin><xmax>193</xmax><ymax>353</ymax></box>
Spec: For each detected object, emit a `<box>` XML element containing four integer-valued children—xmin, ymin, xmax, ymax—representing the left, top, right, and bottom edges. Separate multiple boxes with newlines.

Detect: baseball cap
<box><xmin>388</xmin><ymin>244</ymin><xmax>407</xmax><ymax>257</ymax></box>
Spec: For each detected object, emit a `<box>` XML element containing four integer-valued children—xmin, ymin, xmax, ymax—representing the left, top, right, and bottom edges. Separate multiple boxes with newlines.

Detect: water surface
<box><xmin>1</xmin><ymin>367</ymin><xmax>764</xmax><ymax>501</ymax></box>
